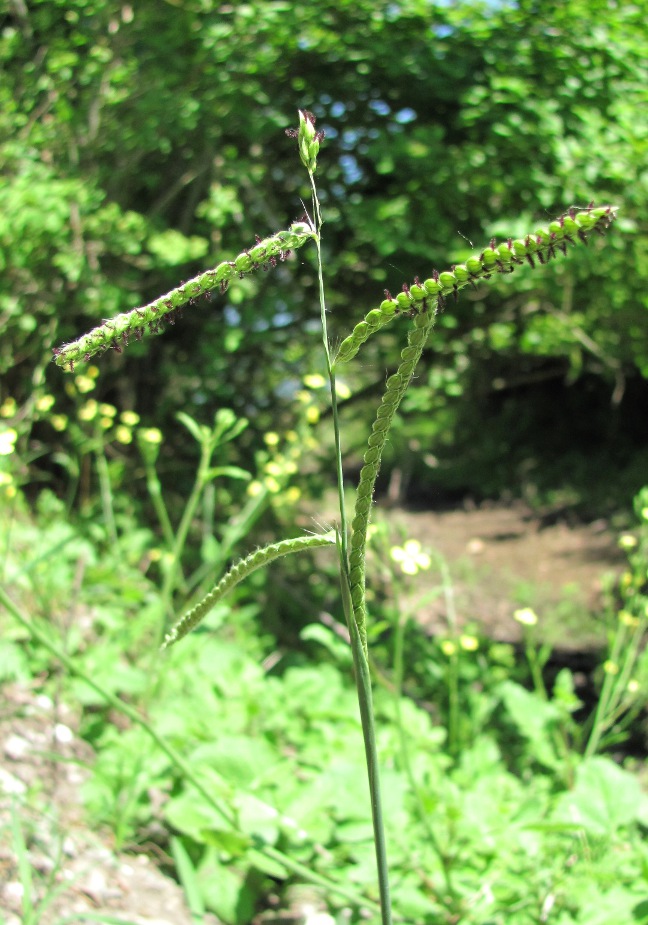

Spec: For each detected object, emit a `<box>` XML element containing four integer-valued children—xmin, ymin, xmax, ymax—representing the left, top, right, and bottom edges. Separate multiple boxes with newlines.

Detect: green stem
<box><xmin>525</xmin><ymin>637</ymin><xmax>548</xmax><ymax>701</ymax></box>
<box><xmin>94</xmin><ymin>444</ymin><xmax>118</xmax><ymax>547</ymax></box>
<box><xmin>339</xmin><ymin>563</ymin><xmax>392</xmax><ymax>925</ymax></box>
<box><xmin>308</xmin><ymin>167</ymin><xmax>391</xmax><ymax>923</ymax></box>
<box><xmin>585</xmin><ymin>611</ymin><xmax>647</xmax><ymax>758</ymax></box>
<box><xmin>157</xmin><ymin>437</ymin><xmax>213</xmax><ymax>630</ymax></box>
<box><xmin>308</xmin><ymin>171</ymin><xmax>349</xmax><ymax>565</ymax></box>
<box><xmin>446</xmin><ymin>649</ymin><xmax>460</xmax><ymax>760</ymax></box>
<box><xmin>143</xmin><ymin>456</ymin><xmax>176</xmax><ymax>551</ymax></box>
<box><xmin>184</xmin><ymin>485</ymin><xmax>270</xmax><ymax>595</ymax></box>
<box><xmin>391</xmin><ymin>598</ymin><xmax>456</xmax><ymax>902</ymax></box>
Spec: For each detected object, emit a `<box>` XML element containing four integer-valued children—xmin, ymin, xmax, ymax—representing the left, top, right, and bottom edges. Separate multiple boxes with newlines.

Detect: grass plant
<box><xmin>6</xmin><ymin>111</ymin><xmax>646</xmax><ymax>924</ymax></box>
<box><xmin>51</xmin><ymin>110</ymin><xmax>620</xmax><ymax>923</ymax></box>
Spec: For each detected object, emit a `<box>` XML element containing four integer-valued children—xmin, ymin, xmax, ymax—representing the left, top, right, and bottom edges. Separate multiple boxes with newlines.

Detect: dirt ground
<box><xmin>384</xmin><ymin>500</ymin><xmax>624</xmax><ymax>650</ymax></box>
<box><xmin>0</xmin><ymin>684</ymin><xmax>208</xmax><ymax>925</ymax></box>
<box><xmin>0</xmin><ymin>501</ymin><xmax>626</xmax><ymax>923</ymax></box>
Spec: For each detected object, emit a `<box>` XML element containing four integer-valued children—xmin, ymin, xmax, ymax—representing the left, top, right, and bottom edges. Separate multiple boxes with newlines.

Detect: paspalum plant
<box><xmin>54</xmin><ymin>110</ymin><xmax>618</xmax><ymax>924</ymax></box>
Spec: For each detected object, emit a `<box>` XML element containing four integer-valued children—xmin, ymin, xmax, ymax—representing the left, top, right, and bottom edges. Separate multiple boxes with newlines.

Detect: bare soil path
<box><xmin>383</xmin><ymin>500</ymin><xmax>625</xmax><ymax>650</ymax></box>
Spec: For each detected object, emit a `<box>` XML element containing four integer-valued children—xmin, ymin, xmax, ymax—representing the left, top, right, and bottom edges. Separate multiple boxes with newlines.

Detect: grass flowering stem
<box><xmin>307</xmin><ymin>150</ymin><xmax>392</xmax><ymax>922</ymax></box>
<box><xmin>308</xmin><ymin>170</ymin><xmax>349</xmax><ymax>568</ymax></box>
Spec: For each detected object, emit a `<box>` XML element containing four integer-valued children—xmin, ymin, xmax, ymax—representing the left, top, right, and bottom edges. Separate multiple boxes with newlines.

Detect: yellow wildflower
<box><xmin>619</xmin><ymin>610</ymin><xmax>639</xmax><ymax>628</ymax></box>
<box><xmin>390</xmin><ymin>539</ymin><xmax>431</xmax><ymax>576</ymax></box>
<box><xmin>75</xmin><ymin>376</ymin><xmax>95</xmax><ymax>394</ymax></box>
<box><xmin>0</xmin><ymin>397</ymin><xmax>17</xmax><ymax>417</ymax></box>
<box><xmin>140</xmin><ymin>428</ymin><xmax>162</xmax><ymax>445</ymax></box>
<box><xmin>303</xmin><ymin>374</ymin><xmax>326</xmax><ymax>389</ymax></box>
<box><xmin>120</xmin><ymin>410</ymin><xmax>140</xmax><ymax>427</ymax></box>
<box><xmin>50</xmin><ymin>415</ymin><xmax>68</xmax><ymax>432</ymax></box>
<box><xmin>35</xmin><ymin>394</ymin><xmax>55</xmax><ymax>412</ymax></box>
<box><xmin>513</xmin><ymin>607</ymin><xmax>538</xmax><ymax>626</ymax></box>
<box><xmin>78</xmin><ymin>400</ymin><xmax>98</xmax><ymax>422</ymax></box>
<box><xmin>115</xmin><ymin>425</ymin><xmax>132</xmax><ymax>444</ymax></box>
<box><xmin>0</xmin><ymin>428</ymin><xmax>18</xmax><ymax>456</ymax></box>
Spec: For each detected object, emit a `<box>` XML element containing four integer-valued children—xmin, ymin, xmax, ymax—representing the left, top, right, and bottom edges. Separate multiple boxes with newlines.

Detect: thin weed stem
<box><xmin>585</xmin><ymin>610</ymin><xmax>647</xmax><ymax>757</ymax></box>
<box><xmin>308</xmin><ymin>165</ymin><xmax>391</xmax><ymax>924</ymax></box>
<box><xmin>95</xmin><ymin>444</ymin><xmax>118</xmax><ymax>547</ymax></box>
<box><xmin>391</xmin><ymin>594</ymin><xmax>457</xmax><ymax>903</ymax></box>
<box><xmin>142</xmin><ymin>454</ymin><xmax>176</xmax><ymax>551</ymax></box>
<box><xmin>308</xmin><ymin>172</ymin><xmax>349</xmax><ymax>565</ymax></box>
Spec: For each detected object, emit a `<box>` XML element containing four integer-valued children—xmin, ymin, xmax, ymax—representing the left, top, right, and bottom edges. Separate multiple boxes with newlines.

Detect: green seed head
<box><xmin>250</xmin><ymin>244</ymin><xmax>267</xmax><ymax>261</ymax></box>
<box><xmin>235</xmin><ymin>254</ymin><xmax>253</xmax><ymax>273</ymax></box>
<box><xmin>424</xmin><ymin>277</ymin><xmax>441</xmax><ymax>295</ymax></box>
<box><xmin>562</xmin><ymin>216</ymin><xmax>579</xmax><ymax>234</ymax></box>
<box><xmin>286</xmin><ymin>109</ymin><xmax>324</xmax><ymax>173</ymax></box>
<box><xmin>439</xmin><ymin>271</ymin><xmax>457</xmax><ymax>289</ymax></box>
<box><xmin>379</xmin><ymin>298</ymin><xmax>397</xmax><ymax>315</ymax></box>
<box><xmin>576</xmin><ymin>208</ymin><xmax>599</xmax><ymax>228</ymax></box>
<box><xmin>481</xmin><ymin>247</ymin><xmax>497</xmax><ymax>267</ymax></box>
<box><xmin>366</xmin><ymin>309</ymin><xmax>384</xmax><ymax>325</ymax></box>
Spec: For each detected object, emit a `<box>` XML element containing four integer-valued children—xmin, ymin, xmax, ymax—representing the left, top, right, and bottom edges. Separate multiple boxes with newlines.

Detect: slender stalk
<box><xmin>308</xmin><ymin>171</ymin><xmax>349</xmax><ymax>565</ymax></box>
<box><xmin>185</xmin><ymin>485</ymin><xmax>270</xmax><ymax>594</ymax></box>
<box><xmin>307</xmin><ymin>165</ymin><xmax>391</xmax><ymax>922</ymax></box>
<box><xmin>434</xmin><ymin>554</ymin><xmax>461</xmax><ymax>756</ymax></box>
<box><xmin>446</xmin><ymin>647</ymin><xmax>460</xmax><ymax>760</ymax></box>
<box><xmin>585</xmin><ymin>611</ymin><xmax>647</xmax><ymax>758</ymax></box>
<box><xmin>521</xmin><ymin>626</ymin><xmax>549</xmax><ymax>701</ymax></box>
<box><xmin>339</xmin><ymin>559</ymin><xmax>392</xmax><ymax>925</ymax></box>
<box><xmin>157</xmin><ymin>436</ymin><xmax>213</xmax><ymax>630</ymax></box>
<box><xmin>143</xmin><ymin>455</ymin><xmax>176</xmax><ymax>551</ymax></box>
<box><xmin>94</xmin><ymin>444</ymin><xmax>118</xmax><ymax>547</ymax></box>
<box><xmin>391</xmin><ymin>595</ymin><xmax>456</xmax><ymax>902</ymax></box>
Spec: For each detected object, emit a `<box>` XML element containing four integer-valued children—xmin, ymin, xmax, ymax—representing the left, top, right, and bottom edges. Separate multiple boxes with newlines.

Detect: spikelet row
<box><xmin>334</xmin><ymin>205</ymin><xmax>617</xmax><ymax>366</ymax></box>
<box><xmin>162</xmin><ymin>531</ymin><xmax>335</xmax><ymax>649</ymax></box>
<box><xmin>53</xmin><ymin>223</ymin><xmax>315</xmax><ymax>371</ymax></box>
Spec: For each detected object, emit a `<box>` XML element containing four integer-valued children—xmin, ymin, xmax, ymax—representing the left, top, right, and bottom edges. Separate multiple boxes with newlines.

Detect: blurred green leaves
<box><xmin>2</xmin><ymin>0</ymin><xmax>646</xmax><ymax>503</ymax></box>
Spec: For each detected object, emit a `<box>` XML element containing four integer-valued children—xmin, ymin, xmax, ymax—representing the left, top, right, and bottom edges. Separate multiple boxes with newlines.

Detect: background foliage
<box><xmin>1</xmin><ymin>0</ymin><xmax>647</xmax><ymax>512</ymax></box>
